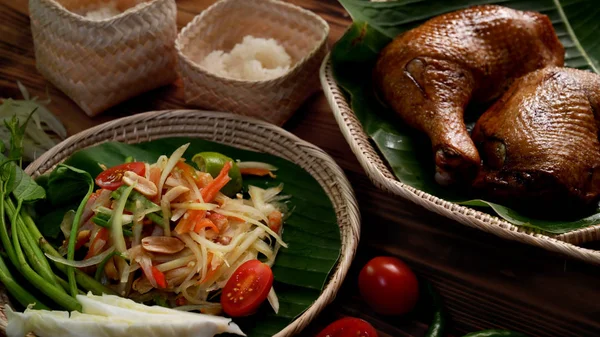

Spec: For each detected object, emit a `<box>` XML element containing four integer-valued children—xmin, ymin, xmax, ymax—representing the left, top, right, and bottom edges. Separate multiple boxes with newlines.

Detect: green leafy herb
<box><xmin>4</xmin><ymin>110</ymin><xmax>34</xmax><ymax>165</ymax></box>
<box><xmin>47</xmin><ymin>164</ymin><xmax>94</xmax><ymax>207</ymax></box>
<box><xmin>0</xmin><ymin>110</ymin><xmax>46</xmax><ymax>204</ymax></box>
<box><xmin>0</xmin><ymin>152</ymin><xmax>45</xmax><ymax>205</ymax></box>
<box><xmin>1</xmin><ymin>82</ymin><xmax>67</xmax><ymax>162</ymax></box>
<box><xmin>332</xmin><ymin>0</ymin><xmax>600</xmax><ymax>233</ymax></box>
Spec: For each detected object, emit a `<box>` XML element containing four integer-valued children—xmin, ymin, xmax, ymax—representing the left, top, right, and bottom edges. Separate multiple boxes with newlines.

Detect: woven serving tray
<box><xmin>0</xmin><ymin>109</ymin><xmax>360</xmax><ymax>337</ymax></box>
<box><xmin>319</xmin><ymin>55</ymin><xmax>600</xmax><ymax>265</ymax></box>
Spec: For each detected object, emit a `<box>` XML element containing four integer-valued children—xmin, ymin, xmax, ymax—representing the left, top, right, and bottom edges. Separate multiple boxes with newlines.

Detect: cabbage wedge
<box><xmin>6</xmin><ymin>293</ymin><xmax>245</xmax><ymax>337</ymax></box>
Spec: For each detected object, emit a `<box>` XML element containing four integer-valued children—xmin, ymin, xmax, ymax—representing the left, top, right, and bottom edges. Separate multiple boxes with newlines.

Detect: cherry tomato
<box><xmin>221</xmin><ymin>259</ymin><xmax>273</xmax><ymax>317</ymax></box>
<box><xmin>316</xmin><ymin>317</ymin><xmax>378</xmax><ymax>337</ymax></box>
<box><xmin>95</xmin><ymin>162</ymin><xmax>145</xmax><ymax>190</ymax></box>
<box><xmin>358</xmin><ymin>256</ymin><xmax>419</xmax><ymax>315</ymax></box>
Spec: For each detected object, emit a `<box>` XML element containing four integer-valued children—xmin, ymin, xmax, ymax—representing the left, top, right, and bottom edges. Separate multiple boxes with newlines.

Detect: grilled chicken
<box><xmin>374</xmin><ymin>5</ymin><xmax>564</xmax><ymax>185</ymax></box>
<box><xmin>472</xmin><ymin>67</ymin><xmax>600</xmax><ymax>214</ymax></box>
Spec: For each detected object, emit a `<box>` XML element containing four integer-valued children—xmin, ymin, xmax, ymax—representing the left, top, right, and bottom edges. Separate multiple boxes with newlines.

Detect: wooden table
<box><xmin>2</xmin><ymin>1</ymin><xmax>600</xmax><ymax>336</ymax></box>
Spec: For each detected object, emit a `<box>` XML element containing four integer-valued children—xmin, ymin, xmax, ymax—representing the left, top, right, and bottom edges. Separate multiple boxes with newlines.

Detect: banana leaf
<box><xmin>332</xmin><ymin>0</ymin><xmax>600</xmax><ymax>234</ymax></box>
<box><xmin>38</xmin><ymin>137</ymin><xmax>341</xmax><ymax>337</ymax></box>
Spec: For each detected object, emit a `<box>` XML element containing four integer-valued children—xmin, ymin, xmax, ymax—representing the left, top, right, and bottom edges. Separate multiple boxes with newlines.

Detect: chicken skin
<box><xmin>374</xmin><ymin>5</ymin><xmax>564</xmax><ymax>185</ymax></box>
<box><xmin>472</xmin><ymin>67</ymin><xmax>600</xmax><ymax>214</ymax></box>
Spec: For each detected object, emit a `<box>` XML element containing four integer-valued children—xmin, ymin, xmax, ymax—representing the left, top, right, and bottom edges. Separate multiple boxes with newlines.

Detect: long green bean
<box><xmin>16</xmin><ymin>221</ymin><xmax>65</xmax><ymax>293</ymax></box>
<box><xmin>0</xmin><ymin>183</ymin><xmax>17</xmax><ymax>266</ymax></box>
<box><xmin>11</xmin><ymin>207</ymin><xmax>63</xmax><ymax>292</ymax></box>
<box><xmin>11</xmin><ymin>208</ymin><xmax>81</xmax><ymax>311</ymax></box>
<box><xmin>18</xmin><ymin>206</ymin><xmax>116</xmax><ymax>296</ymax></box>
<box><xmin>0</xmin><ymin>254</ymin><xmax>48</xmax><ymax>310</ymax></box>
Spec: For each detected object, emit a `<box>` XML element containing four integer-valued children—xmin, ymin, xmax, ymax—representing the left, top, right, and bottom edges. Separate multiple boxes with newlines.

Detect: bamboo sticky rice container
<box><xmin>176</xmin><ymin>0</ymin><xmax>330</xmax><ymax>125</ymax></box>
<box><xmin>29</xmin><ymin>0</ymin><xmax>178</xmax><ymax>117</ymax></box>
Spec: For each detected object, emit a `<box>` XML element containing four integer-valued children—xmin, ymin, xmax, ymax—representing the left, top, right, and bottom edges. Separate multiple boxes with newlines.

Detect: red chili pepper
<box><xmin>151</xmin><ymin>266</ymin><xmax>167</xmax><ymax>289</ymax></box>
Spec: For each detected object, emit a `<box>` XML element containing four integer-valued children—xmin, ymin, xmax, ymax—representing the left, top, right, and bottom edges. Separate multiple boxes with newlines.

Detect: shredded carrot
<box><xmin>176</xmin><ymin>161</ymin><xmax>213</xmax><ymax>188</ymax></box>
<box><xmin>201</xmin><ymin>265</ymin><xmax>220</xmax><ymax>284</ymax></box>
<box><xmin>199</xmin><ymin>253</ymin><xmax>220</xmax><ymax>284</ymax></box>
<box><xmin>193</xmin><ymin>218</ymin><xmax>219</xmax><ymax>234</ymax></box>
<box><xmin>174</xmin><ymin>210</ymin><xmax>206</xmax><ymax>235</ymax></box>
<box><xmin>175</xmin><ymin>161</ymin><xmax>198</xmax><ymax>186</ymax></box>
<box><xmin>240</xmin><ymin>167</ymin><xmax>275</xmax><ymax>178</ymax></box>
<box><xmin>208</xmin><ymin>212</ymin><xmax>228</xmax><ymax>230</ymax></box>
<box><xmin>201</xmin><ymin>162</ymin><xmax>232</xmax><ymax>202</ymax></box>
<box><xmin>149</xmin><ymin>167</ymin><xmax>161</xmax><ymax>187</ymax></box>
<box><xmin>151</xmin><ymin>266</ymin><xmax>167</xmax><ymax>288</ymax></box>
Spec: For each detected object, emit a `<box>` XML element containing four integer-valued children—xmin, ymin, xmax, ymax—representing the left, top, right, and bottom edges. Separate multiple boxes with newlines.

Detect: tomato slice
<box><xmin>95</xmin><ymin>162</ymin><xmax>145</xmax><ymax>190</ymax></box>
<box><xmin>316</xmin><ymin>317</ymin><xmax>379</xmax><ymax>337</ymax></box>
<box><xmin>221</xmin><ymin>259</ymin><xmax>273</xmax><ymax>317</ymax></box>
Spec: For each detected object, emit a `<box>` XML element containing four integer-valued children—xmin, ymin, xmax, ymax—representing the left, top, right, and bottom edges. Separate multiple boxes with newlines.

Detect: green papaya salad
<box><xmin>47</xmin><ymin>143</ymin><xmax>286</xmax><ymax>317</ymax></box>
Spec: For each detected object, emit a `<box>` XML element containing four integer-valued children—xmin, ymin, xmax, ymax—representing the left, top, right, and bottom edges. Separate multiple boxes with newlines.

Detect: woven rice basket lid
<box><xmin>29</xmin><ymin>0</ymin><xmax>179</xmax><ymax>117</ymax></box>
<box><xmin>0</xmin><ymin>110</ymin><xmax>360</xmax><ymax>337</ymax></box>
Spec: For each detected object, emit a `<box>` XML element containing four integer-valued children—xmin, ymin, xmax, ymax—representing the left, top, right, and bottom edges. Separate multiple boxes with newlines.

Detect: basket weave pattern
<box><xmin>29</xmin><ymin>0</ymin><xmax>178</xmax><ymax>117</ymax></box>
<box><xmin>319</xmin><ymin>56</ymin><xmax>600</xmax><ymax>264</ymax></box>
<box><xmin>176</xmin><ymin>0</ymin><xmax>329</xmax><ymax>126</ymax></box>
<box><xmin>0</xmin><ymin>110</ymin><xmax>360</xmax><ymax>337</ymax></box>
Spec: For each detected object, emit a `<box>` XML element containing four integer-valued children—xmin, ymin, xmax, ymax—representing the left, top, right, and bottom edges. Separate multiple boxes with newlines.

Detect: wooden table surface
<box><xmin>2</xmin><ymin>1</ymin><xmax>600</xmax><ymax>336</ymax></box>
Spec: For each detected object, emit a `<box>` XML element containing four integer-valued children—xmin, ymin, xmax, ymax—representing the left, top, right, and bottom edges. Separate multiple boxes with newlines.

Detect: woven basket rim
<box><xmin>319</xmin><ymin>53</ymin><xmax>600</xmax><ymax>264</ymax></box>
<box><xmin>175</xmin><ymin>0</ymin><xmax>330</xmax><ymax>85</ymax></box>
<box><xmin>36</xmin><ymin>0</ymin><xmax>165</xmax><ymax>24</ymax></box>
<box><xmin>8</xmin><ymin>109</ymin><xmax>360</xmax><ymax>337</ymax></box>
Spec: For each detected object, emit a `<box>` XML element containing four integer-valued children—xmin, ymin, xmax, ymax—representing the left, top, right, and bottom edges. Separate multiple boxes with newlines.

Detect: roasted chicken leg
<box><xmin>472</xmin><ymin>67</ymin><xmax>600</xmax><ymax>213</ymax></box>
<box><xmin>374</xmin><ymin>5</ymin><xmax>564</xmax><ymax>185</ymax></box>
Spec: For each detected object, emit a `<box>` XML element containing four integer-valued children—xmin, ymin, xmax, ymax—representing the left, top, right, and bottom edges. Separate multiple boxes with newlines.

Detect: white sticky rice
<box><xmin>200</xmin><ymin>36</ymin><xmax>292</xmax><ymax>81</ymax></box>
<box><xmin>83</xmin><ymin>1</ymin><xmax>145</xmax><ymax>20</ymax></box>
<box><xmin>84</xmin><ymin>2</ymin><xmax>121</xmax><ymax>19</ymax></box>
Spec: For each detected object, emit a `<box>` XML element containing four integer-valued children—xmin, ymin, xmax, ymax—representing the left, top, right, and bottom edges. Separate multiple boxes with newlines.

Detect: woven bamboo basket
<box><xmin>29</xmin><ymin>0</ymin><xmax>178</xmax><ymax>117</ymax></box>
<box><xmin>0</xmin><ymin>109</ymin><xmax>360</xmax><ymax>337</ymax></box>
<box><xmin>175</xmin><ymin>0</ymin><xmax>329</xmax><ymax>126</ymax></box>
<box><xmin>319</xmin><ymin>55</ymin><xmax>600</xmax><ymax>264</ymax></box>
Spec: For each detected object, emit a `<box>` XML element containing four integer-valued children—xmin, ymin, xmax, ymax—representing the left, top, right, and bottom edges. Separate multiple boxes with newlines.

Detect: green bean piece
<box><xmin>111</xmin><ymin>187</ymin><xmax>164</xmax><ymax>227</ymax></box>
<box><xmin>91</xmin><ymin>214</ymin><xmax>134</xmax><ymax>237</ymax></box>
